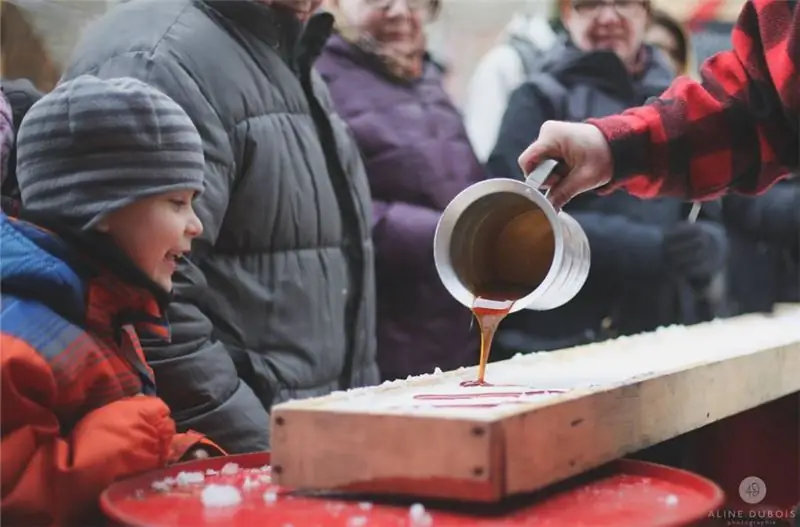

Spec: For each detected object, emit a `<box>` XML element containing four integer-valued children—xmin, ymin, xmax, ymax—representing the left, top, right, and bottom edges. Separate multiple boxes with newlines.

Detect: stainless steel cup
<box><xmin>433</xmin><ymin>159</ymin><xmax>590</xmax><ymax>312</ymax></box>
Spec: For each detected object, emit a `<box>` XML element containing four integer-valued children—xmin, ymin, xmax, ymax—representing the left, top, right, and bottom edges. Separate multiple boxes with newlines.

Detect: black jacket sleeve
<box><xmin>723</xmin><ymin>181</ymin><xmax>800</xmax><ymax>250</ymax></box>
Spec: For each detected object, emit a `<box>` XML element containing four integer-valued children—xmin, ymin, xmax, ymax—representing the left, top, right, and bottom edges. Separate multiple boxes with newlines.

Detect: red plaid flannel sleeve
<box><xmin>588</xmin><ymin>0</ymin><xmax>799</xmax><ymax>200</ymax></box>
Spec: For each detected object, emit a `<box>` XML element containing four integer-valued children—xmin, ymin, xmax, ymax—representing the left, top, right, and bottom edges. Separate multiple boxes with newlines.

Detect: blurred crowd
<box><xmin>0</xmin><ymin>0</ymin><xmax>798</xmax><ymax>523</ymax></box>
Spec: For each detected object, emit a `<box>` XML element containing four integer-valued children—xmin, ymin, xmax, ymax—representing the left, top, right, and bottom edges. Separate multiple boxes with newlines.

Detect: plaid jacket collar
<box><xmin>1</xmin><ymin>213</ymin><xmax>171</xmax><ymax>343</ymax></box>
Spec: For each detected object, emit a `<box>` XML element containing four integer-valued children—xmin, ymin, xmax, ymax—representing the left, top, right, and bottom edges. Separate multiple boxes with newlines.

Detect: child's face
<box><xmin>99</xmin><ymin>190</ymin><xmax>203</xmax><ymax>291</ymax></box>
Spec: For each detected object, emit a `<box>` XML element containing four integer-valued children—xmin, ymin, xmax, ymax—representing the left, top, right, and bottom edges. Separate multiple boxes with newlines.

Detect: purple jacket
<box><xmin>316</xmin><ymin>35</ymin><xmax>487</xmax><ymax>380</ymax></box>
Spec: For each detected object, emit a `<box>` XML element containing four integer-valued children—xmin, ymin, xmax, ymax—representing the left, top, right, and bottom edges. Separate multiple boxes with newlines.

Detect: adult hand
<box><xmin>518</xmin><ymin>121</ymin><xmax>614</xmax><ymax>209</ymax></box>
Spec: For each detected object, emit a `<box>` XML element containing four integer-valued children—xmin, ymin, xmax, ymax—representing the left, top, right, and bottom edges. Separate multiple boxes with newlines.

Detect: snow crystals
<box><xmin>347</xmin><ymin>516</ymin><xmax>368</xmax><ymax>527</ymax></box>
<box><xmin>175</xmin><ymin>471</ymin><xmax>205</xmax><ymax>487</ymax></box>
<box><xmin>200</xmin><ymin>484</ymin><xmax>243</xmax><ymax>508</ymax></box>
<box><xmin>263</xmin><ymin>489</ymin><xmax>279</xmax><ymax>504</ymax></box>
<box><xmin>409</xmin><ymin>503</ymin><xmax>433</xmax><ymax>526</ymax></box>
<box><xmin>664</xmin><ymin>494</ymin><xmax>679</xmax><ymax>506</ymax></box>
<box><xmin>220</xmin><ymin>462</ymin><xmax>241</xmax><ymax>475</ymax></box>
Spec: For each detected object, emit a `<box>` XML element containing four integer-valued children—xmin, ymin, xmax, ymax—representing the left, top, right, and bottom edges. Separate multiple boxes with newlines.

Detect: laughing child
<box><xmin>1</xmin><ymin>75</ymin><xmax>225</xmax><ymax>526</ymax></box>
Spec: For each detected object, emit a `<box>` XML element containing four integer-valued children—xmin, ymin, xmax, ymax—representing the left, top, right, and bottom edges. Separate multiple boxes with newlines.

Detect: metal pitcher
<box><xmin>433</xmin><ymin>159</ymin><xmax>590</xmax><ymax>312</ymax></box>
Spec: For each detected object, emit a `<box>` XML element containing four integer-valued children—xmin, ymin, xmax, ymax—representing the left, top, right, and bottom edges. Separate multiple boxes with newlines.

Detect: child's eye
<box><xmin>170</xmin><ymin>199</ymin><xmax>188</xmax><ymax>209</ymax></box>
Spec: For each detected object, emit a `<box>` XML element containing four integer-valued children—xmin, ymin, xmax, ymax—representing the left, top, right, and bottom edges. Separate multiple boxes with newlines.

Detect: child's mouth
<box><xmin>164</xmin><ymin>251</ymin><xmax>186</xmax><ymax>266</ymax></box>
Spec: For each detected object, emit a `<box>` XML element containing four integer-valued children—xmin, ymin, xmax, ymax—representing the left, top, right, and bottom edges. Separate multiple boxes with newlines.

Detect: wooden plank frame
<box><xmin>270</xmin><ymin>309</ymin><xmax>800</xmax><ymax>502</ymax></box>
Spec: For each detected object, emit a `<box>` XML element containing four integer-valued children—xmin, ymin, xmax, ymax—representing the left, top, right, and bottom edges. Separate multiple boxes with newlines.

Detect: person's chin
<box><xmin>154</xmin><ymin>276</ymin><xmax>173</xmax><ymax>293</ymax></box>
<box><xmin>590</xmin><ymin>41</ymin><xmax>616</xmax><ymax>52</ymax></box>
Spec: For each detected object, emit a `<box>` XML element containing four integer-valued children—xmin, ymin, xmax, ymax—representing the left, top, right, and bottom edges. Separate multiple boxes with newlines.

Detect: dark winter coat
<box><xmin>315</xmin><ymin>35</ymin><xmax>487</xmax><ymax>380</ymax></box>
<box><xmin>722</xmin><ymin>178</ymin><xmax>800</xmax><ymax>313</ymax></box>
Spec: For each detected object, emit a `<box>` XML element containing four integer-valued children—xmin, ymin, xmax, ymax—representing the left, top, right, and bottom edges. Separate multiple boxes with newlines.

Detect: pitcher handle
<box><xmin>525</xmin><ymin>159</ymin><xmax>561</xmax><ymax>212</ymax></box>
<box><xmin>525</xmin><ymin>159</ymin><xmax>559</xmax><ymax>190</ymax></box>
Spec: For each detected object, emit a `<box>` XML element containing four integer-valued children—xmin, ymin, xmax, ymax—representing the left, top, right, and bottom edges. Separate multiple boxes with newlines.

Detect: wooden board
<box><xmin>270</xmin><ymin>308</ymin><xmax>800</xmax><ymax>502</ymax></box>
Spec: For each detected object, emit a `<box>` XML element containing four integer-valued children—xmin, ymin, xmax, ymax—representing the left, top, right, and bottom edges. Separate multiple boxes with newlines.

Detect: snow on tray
<box><xmin>136</xmin><ymin>462</ymin><xmax>443</xmax><ymax>525</ymax></box>
<box><xmin>201</xmin><ymin>484</ymin><xmax>242</xmax><ymax>508</ymax></box>
<box><xmin>147</xmin><ymin>463</ymin><xmax>274</xmax><ymax>505</ymax></box>
<box><xmin>276</xmin><ymin>309</ymin><xmax>800</xmax><ymax>415</ymax></box>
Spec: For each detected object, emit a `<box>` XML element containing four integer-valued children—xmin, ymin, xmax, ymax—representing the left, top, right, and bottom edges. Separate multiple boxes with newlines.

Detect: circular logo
<box><xmin>739</xmin><ymin>476</ymin><xmax>767</xmax><ymax>504</ymax></box>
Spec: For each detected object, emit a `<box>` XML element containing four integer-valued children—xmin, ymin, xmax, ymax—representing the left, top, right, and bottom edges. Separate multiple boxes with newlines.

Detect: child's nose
<box><xmin>187</xmin><ymin>209</ymin><xmax>204</xmax><ymax>238</ymax></box>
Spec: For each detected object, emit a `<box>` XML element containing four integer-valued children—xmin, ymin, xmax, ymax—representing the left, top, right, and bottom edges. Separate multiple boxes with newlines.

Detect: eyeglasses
<box><xmin>572</xmin><ymin>0</ymin><xmax>649</xmax><ymax>18</ymax></box>
<box><xmin>365</xmin><ymin>0</ymin><xmax>433</xmax><ymax>12</ymax></box>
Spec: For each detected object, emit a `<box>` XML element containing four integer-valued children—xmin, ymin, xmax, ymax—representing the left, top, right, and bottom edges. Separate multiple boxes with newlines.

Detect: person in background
<box><xmin>462</xmin><ymin>0</ymin><xmax>559</xmax><ymax>162</ymax></box>
<box><xmin>516</xmin><ymin>1</ymin><xmax>797</xmax><ymax>209</ymax></box>
<box><xmin>720</xmin><ymin>176</ymin><xmax>800</xmax><ymax>315</ymax></box>
<box><xmin>1</xmin><ymin>75</ymin><xmax>224</xmax><ymax>527</ymax></box>
<box><xmin>646</xmin><ymin>9</ymin><xmax>692</xmax><ymax>76</ymax></box>
<box><xmin>0</xmin><ymin>90</ymin><xmax>11</xmax><ymax>200</ymax></box>
<box><xmin>62</xmin><ymin>0</ymin><xmax>379</xmax><ymax>452</ymax></box>
<box><xmin>487</xmin><ymin>0</ymin><xmax>728</xmax><ymax>355</ymax></box>
<box><xmin>0</xmin><ymin>78</ymin><xmax>43</xmax><ymax>215</ymax></box>
<box><xmin>317</xmin><ymin>0</ymin><xmax>487</xmax><ymax>380</ymax></box>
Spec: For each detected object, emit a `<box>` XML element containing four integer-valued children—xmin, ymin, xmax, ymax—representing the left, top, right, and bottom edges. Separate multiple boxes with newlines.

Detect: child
<box><xmin>1</xmin><ymin>75</ymin><xmax>225</xmax><ymax>526</ymax></box>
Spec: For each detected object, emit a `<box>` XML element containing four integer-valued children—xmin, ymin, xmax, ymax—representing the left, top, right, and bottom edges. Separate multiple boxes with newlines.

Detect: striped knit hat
<box><xmin>15</xmin><ymin>75</ymin><xmax>205</xmax><ymax>230</ymax></box>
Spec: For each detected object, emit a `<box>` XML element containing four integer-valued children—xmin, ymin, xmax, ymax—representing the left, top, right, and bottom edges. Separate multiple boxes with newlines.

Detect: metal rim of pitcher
<box><xmin>433</xmin><ymin>177</ymin><xmax>565</xmax><ymax>314</ymax></box>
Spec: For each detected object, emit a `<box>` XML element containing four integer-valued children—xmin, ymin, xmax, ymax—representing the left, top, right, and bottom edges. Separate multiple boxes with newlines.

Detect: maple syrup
<box><xmin>414</xmin><ymin>388</ymin><xmax>568</xmax><ymax>399</ymax></box>
<box><xmin>449</xmin><ymin>205</ymin><xmax>556</xmax><ymax>385</ymax></box>
<box><xmin>467</xmin><ymin>282</ymin><xmax>532</xmax><ymax>385</ymax></box>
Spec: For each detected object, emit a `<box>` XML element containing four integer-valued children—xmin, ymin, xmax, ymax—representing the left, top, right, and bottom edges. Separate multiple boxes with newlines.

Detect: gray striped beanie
<box><xmin>16</xmin><ymin>75</ymin><xmax>205</xmax><ymax>230</ymax></box>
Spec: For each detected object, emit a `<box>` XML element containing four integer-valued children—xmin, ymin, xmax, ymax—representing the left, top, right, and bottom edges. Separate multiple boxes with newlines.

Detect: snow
<box><xmin>151</xmin><ymin>480</ymin><xmax>171</xmax><ymax>492</ymax></box>
<box><xmin>347</xmin><ymin>516</ymin><xmax>368</xmax><ymax>527</ymax></box>
<box><xmin>220</xmin><ymin>462</ymin><xmax>240</xmax><ymax>475</ymax></box>
<box><xmin>175</xmin><ymin>471</ymin><xmax>205</xmax><ymax>486</ymax></box>
<box><xmin>358</xmin><ymin>502</ymin><xmax>373</xmax><ymax>511</ymax></box>
<box><xmin>263</xmin><ymin>490</ymin><xmax>278</xmax><ymax>504</ymax></box>
<box><xmin>291</xmin><ymin>310</ymin><xmax>800</xmax><ymax>415</ymax></box>
<box><xmin>409</xmin><ymin>503</ymin><xmax>432</xmax><ymax>525</ymax></box>
<box><xmin>664</xmin><ymin>494</ymin><xmax>679</xmax><ymax>506</ymax></box>
<box><xmin>150</xmin><ymin>476</ymin><xmax>178</xmax><ymax>492</ymax></box>
<box><xmin>241</xmin><ymin>476</ymin><xmax>260</xmax><ymax>491</ymax></box>
<box><xmin>201</xmin><ymin>484</ymin><xmax>243</xmax><ymax>508</ymax></box>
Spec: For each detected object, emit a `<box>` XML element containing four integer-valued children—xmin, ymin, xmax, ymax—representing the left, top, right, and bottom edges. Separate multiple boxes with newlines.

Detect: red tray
<box><xmin>101</xmin><ymin>453</ymin><xmax>724</xmax><ymax>527</ymax></box>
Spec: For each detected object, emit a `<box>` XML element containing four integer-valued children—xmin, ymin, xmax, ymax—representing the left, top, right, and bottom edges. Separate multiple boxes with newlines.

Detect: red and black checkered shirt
<box><xmin>590</xmin><ymin>0</ymin><xmax>799</xmax><ymax>200</ymax></box>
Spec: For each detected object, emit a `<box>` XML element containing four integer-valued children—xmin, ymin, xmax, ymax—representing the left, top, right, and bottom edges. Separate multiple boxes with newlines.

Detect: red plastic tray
<box><xmin>101</xmin><ymin>453</ymin><xmax>723</xmax><ymax>527</ymax></box>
